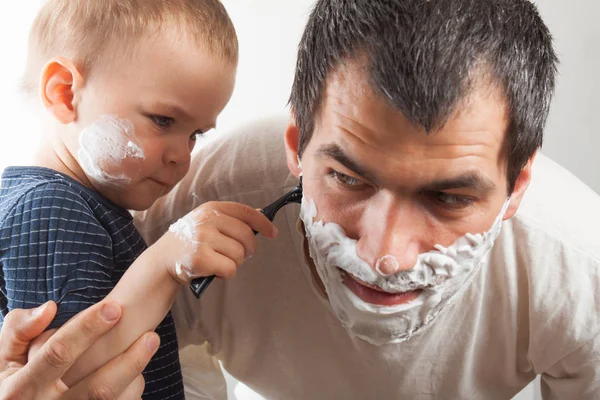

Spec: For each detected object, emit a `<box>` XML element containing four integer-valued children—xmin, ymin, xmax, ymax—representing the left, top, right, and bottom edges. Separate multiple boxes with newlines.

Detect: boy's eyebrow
<box><xmin>154</xmin><ymin>101</ymin><xmax>193</xmax><ymax>120</ymax></box>
<box><xmin>152</xmin><ymin>101</ymin><xmax>216</xmax><ymax>130</ymax></box>
<box><xmin>315</xmin><ymin>143</ymin><xmax>496</xmax><ymax>193</ymax></box>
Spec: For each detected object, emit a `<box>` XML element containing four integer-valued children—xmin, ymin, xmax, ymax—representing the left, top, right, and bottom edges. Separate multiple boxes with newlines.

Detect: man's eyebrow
<box><xmin>316</xmin><ymin>144</ymin><xmax>496</xmax><ymax>193</ymax></box>
<box><xmin>419</xmin><ymin>172</ymin><xmax>497</xmax><ymax>193</ymax></box>
<box><xmin>316</xmin><ymin>144</ymin><xmax>379</xmax><ymax>183</ymax></box>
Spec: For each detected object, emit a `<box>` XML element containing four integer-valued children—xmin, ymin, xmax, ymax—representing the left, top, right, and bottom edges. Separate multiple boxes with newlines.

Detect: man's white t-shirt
<box><xmin>135</xmin><ymin>116</ymin><xmax>600</xmax><ymax>399</ymax></box>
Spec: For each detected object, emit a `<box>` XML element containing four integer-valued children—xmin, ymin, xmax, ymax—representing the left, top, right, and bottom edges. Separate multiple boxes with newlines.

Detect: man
<box><xmin>3</xmin><ymin>0</ymin><xmax>599</xmax><ymax>398</ymax></box>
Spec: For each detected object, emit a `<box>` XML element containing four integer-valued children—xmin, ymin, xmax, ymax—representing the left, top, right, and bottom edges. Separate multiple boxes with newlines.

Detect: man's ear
<box><xmin>503</xmin><ymin>151</ymin><xmax>537</xmax><ymax>220</ymax></box>
<box><xmin>284</xmin><ymin>115</ymin><xmax>302</xmax><ymax>178</ymax></box>
<box><xmin>40</xmin><ymin>57</ymin><xmax>84</xmax><ymax>124</ymax></box>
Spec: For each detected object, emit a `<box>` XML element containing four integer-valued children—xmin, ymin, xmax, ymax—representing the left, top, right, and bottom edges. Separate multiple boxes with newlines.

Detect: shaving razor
<box><xmin>189</xmin><ymin>178</ymin><xmax>303</xmax><ymax>299</ymax></box>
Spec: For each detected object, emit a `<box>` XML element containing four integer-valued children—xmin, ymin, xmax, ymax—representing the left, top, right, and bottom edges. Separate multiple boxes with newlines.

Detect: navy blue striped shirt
<box><xmin>0</xmin><ymin>167</ymin><xmax>184</xmax><ymax>399</ymax></box>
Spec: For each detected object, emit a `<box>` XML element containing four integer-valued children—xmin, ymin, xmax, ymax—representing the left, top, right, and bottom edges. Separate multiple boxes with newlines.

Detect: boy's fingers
<box><xmin>64</xmin><ymin>332</ymin><xmax>158</xmax><ymax>400</ymax></box>
<box><xmin>213</xmin><ymin>214</ymin><xmax>258</xmax><ymax>257</ymax></box>
<box><xmin>213</xmin><ymin>202</ymin><xmax>278</xmax><ymax>238</ymax></box>
<box><xmin>0</xmin><ymin>301</ymin><xmax>57</xmax><ymax>370</ymax></box>
<box><xmin>20</xmin><ymin>301</ymin><xmax>122</xmax><ymax>389</ymax></box>
<box><xmin>193</xmin><ymin>247</ymin><xmax>237</xmax><ymax>279</ymax></box>
<box><xmin>209</xmin><ymin>233</ymin><xmax>247</xmax><ymax>267</ymax></box>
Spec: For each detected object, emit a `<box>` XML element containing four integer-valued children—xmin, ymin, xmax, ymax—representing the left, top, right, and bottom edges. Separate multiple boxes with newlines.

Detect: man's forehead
<box><xmin>318</xmin><ymin>62</ymin><xmax>509</xmax><ymax>155</ymax></box>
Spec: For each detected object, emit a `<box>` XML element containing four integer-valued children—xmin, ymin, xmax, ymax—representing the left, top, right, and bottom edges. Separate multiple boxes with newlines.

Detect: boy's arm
<box><xmin>61</xmin><ymin>245</ymin><xmax>181</xmax><ymax>386</ymax></box>
<box><xmin>0</xmin><ymin>184</ymin><xmax>165</xmax><ymax>388</ymax></box>
<box><xmin>63</xmin><ymin>201</ymin><xmax>278</xmax><ymax>387</ymax></box>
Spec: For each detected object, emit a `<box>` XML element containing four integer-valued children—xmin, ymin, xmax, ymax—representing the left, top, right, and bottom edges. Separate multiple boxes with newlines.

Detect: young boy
<box><xmin>0</xmin><ymin>1</ymin><xmax>278</xmax><ymax>399</ymax></box>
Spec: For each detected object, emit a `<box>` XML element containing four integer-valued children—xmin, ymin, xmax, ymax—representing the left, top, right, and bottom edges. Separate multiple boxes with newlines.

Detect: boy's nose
<box><xmin>164</xmin><ymin>141</ymin><xmax>192</xmax><ymax>166</ymax></box>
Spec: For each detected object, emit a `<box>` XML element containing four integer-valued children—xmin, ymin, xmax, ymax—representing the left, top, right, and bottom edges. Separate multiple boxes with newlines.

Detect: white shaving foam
<box><xmin>169</xmin><ymin>209</ymin><xmax>220</xmax><ymax>281</ymax></box>
<box><xmin>300</xmin><ymin>196</ymin><xmax>509</xmax><ymax>346</ymax></box>
<box><xmin>169</xmin><ymin>213</ymin><xmax>201</xmax><ymax>247</ymax></box>
<box><xmin>78</xmin><ymin>115</ymin><xmax>144</xmax><ymax>186</ymax></box>
<box><xmin>175</xmin><ymin>261</ymin><xmax>196</xmax><ymax>280</ymax></box>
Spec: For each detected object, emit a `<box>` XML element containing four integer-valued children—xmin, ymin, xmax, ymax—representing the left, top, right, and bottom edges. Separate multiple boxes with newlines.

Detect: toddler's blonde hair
<box><xmin>23</xmin><ymin>0</ymin><xmax>238</xmax><ymax>93</ymax></box>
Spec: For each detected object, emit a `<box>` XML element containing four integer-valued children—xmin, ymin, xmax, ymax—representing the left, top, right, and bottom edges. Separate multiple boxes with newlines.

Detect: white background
<box><xmin>1</xmin><ymin>1</ymin><xmax>599</xmax><ymax>399</ymax></box>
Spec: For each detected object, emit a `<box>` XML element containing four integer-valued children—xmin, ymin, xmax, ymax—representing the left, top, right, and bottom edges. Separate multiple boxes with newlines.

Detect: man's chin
<box><xmin>340</xmin><ymin>271</ymin><xmax>422</xmax><ymax>307</ymax></box>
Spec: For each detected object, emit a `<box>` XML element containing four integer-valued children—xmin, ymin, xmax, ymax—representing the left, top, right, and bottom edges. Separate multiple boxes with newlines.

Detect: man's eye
<box><xmin>430</xmin><ymin>192</ymin><xmax>473</xmax><ymax>209</ymax></box>
<box><xmin>330</xmin><ymin>170</ymin><xmax>365</xmax><ymax>188</ymax></box>
<box><xmin>149</xmin><ymin>115</ymin><xmax>175</xmax><ymax>129</ymax></box>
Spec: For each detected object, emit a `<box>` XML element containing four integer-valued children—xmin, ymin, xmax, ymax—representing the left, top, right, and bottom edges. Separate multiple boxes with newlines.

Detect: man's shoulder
<box><xmin>494</xmin><ymin>154</ymin><xmax>600</xmax><ymax>366</ymax></box>
<box><xmin>512</xmin><ymin>153</ymin><xmax>600</xmax><ymax>262</ymax></box>
<box><xmin>193</xmin><ymin>115</ymin><xmax>293</xmax><ymax>199</ymax></box>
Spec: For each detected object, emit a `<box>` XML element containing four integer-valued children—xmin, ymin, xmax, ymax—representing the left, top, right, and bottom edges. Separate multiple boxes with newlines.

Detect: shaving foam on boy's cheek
<box><xmin>168</xmin><ymin>209</ymin><xmax>220</xmax><ymax>282</ymax></box>
<box><xmin>300</xmin><ymin>196</ymin><xmax>509</xmax><ymax>346</ymax></box>
<box><xmin>78</xmin><ymin>115</ymin><xmax>145</xmax><ymax>186</ymax></box>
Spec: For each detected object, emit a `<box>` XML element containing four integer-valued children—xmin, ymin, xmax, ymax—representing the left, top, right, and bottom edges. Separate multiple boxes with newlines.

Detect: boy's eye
<box><xmin>150</xmin><ymin>115</ymin><xmax>175</xmax><ymax>129</ymax></box>
<box><xmin>190</xmin><ymin>130</ymin><xmax>205</xmax><ymax>142</ymax></box>
<box><xmin>428</xmin><ymin>191</ymin><xmax>473</xmax><ymax>209</ymax></box>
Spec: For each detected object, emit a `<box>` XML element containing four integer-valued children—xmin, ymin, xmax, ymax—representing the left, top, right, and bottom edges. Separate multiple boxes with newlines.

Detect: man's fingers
<box><xmin>19</xmin><ymin>301</ymin><xmax>122</xmax><ymax>389</ymax></box>
<box><xmin>116</xmin><ymin>375</ymin><xmax>145</xmax><ymax>400</ymax></box>
<box><xmin>64</xmin><ymin>332</ymin><xmax>159</xmax><ymax>400</ymax></box>
<box><xmin>0</xmin><ymin>301</ymin><xmax>57</xmax><ymax>369</ymax></box>
<box><xmin>212</xmin><ymin>202</ymin><xmax>279</xmax><ymax>238</ymax></box>
<box><xmin>27</xmin><ymin>329</ymin><xmax>57</xmax><ymax>361</ymax></box>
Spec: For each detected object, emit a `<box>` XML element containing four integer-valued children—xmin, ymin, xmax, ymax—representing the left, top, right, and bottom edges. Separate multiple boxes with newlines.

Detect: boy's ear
<box><xmin>284</xmin><ymin>115</ymin><xmax>302</xmax><ymax>178</ymax></box>
<box><xmin>503</xmin><ymin>151</ymin><xmax>537</xmax><ymax>221</ymax></box>
<box><xmin>40</xmin><ymin>57</ymin><xmax>84</xmax><ymax>124</ymax></box>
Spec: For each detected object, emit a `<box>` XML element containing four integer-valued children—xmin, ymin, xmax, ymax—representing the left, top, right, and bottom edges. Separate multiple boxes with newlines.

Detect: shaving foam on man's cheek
<box><xmin>301</xmin><ymin>196</ymin><xmax>510</xmax><ymax>345</ymax></box>
<box><xmin>168</xmin><ymin>209</ymin><xmax>220</xmax><ymax>282</ymax></box>
<box><xmin>78</xmin><ymin>115</ymin><xmax>145</xmax><ymax>186</ymax></box>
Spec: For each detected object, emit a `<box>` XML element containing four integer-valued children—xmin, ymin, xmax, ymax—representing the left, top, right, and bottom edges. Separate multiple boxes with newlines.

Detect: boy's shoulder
<box><xmin>0</xmin><ymin>166</ymin><xmax>132</xmax><ymax>227</ymax></box>
<box><xmin>0</xmin><ymin>166</ymin><xmax>95</xmax><ymax>223</ymax></box>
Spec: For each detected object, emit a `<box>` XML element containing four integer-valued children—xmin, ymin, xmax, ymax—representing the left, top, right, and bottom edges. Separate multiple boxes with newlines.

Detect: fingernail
<box><xmin>31</xmin><ymin>301</ymin><xmax>50</xmax><ymax>318</ymax></box>
<box><xmin>146</xmin><ymin>334</ymin><xmax>160</xmax><ymax>353</ymax></box>
<box><xmin>100</xmin><ymin>303</ymin><xmax>121</xmax><ymax>322</ymax></box>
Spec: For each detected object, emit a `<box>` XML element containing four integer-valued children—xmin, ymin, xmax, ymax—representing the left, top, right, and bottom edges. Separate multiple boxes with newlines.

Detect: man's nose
<box><xmin>355</xmin><ymin>197</ymin><xmax>421</xmax><ymax>275</ymax></box>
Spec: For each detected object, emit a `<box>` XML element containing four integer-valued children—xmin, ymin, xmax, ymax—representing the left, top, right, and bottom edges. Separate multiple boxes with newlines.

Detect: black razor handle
<box><xmin>189</xmin><ymin>181</ymin><xmax>303</xmax><ymax>299</ymax></box>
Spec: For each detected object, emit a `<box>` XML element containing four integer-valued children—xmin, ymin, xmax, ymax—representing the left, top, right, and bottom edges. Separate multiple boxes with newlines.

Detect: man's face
<box><xmin>286</xmin><ymin>62</ymin><xmax>532</xmax><ymax>308</ymax></box>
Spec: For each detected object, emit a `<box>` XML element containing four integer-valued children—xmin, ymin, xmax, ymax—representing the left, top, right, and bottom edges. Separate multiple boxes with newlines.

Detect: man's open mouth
<box><xmin>340</xmin><ymin>270</ymin><xmax>422</xmax><ymax>307</ymax></box>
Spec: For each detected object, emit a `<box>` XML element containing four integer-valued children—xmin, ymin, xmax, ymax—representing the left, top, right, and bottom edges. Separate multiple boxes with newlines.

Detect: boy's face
<box><xmin>64</xmin><ymin>31</ymin><xmax>235</xmax><ymax>210</ymax></box>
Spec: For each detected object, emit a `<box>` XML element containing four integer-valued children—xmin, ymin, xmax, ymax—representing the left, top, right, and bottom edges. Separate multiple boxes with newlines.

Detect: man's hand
<box><xmin>0</xmin><ymin>300</ymin><xmax>160</xmax><ymax>400</ymax></box>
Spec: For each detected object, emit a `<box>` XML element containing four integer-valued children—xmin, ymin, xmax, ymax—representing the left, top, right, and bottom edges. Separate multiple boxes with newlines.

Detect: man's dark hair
<box><xmin>289</xmin><ymin>0</ymin><xmax>558</xmax><ymax>193</ymax></box>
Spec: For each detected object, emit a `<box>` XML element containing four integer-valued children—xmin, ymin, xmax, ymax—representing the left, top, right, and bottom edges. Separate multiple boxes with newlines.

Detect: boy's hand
<box><xmin>158</xmin><ymin>201</ymin><xmax>278</xmax><ymax>283</ymax></box>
